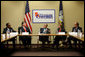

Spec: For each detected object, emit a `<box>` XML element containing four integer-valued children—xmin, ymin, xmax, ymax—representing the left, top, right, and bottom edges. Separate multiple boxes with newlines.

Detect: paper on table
<box><xmin>69</xmin><ymin>32</ymin><xmax>77</xmax><ymax>36</ymax></box>
<box><xmin>58</xmin><ymin>32</ymin><xmax>65</xmax><ymax>35</ymax></box>
<box><xmin>22</xmin><ymin>32</ymin><xmax>29</xmax><ymax>35</ymax></box>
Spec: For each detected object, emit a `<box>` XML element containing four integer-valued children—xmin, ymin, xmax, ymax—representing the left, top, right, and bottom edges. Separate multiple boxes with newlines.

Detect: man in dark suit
<box><xmin>72</xmin><ymin>23</ymin><xmax>82</xmax><ymax>32</ymax></box>
<box><xmin>18</xmin><ymin>21</ymin><xmax>31</xmax><ymax>48</ymax></box>
<box><xmin>3</xmin><ymin>23</ymin><xmax>16</xmax><ymax>33</ymax></box>
<box><xmin>3</xmin><ymin>23</ymin><xmax>16</xmax><ymax>48</ymax></box>
<box><xmin>68</xmin><ymin>22</ymin><xmax>82</xmax><ymax>48</ymax></box>
<box><xmin>53</xmin><ymin>24</ymin><xmax>67</xmax><ymax>49</ymax></box>
<box><xmin>39</xmin><ymin>24</ymin><xmax>51</xmax><ymax>48</ymax></box>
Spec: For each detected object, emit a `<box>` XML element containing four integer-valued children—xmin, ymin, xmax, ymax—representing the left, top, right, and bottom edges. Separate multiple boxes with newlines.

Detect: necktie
<box><xmin>23</xmin><ymin>27</ymin><xmax>27</xmax><ymax>32</ymax></box>
<box><xmin>59</xmin><ymin>28</ymin><xmax>61</xmax><ymax>32</ymax></box>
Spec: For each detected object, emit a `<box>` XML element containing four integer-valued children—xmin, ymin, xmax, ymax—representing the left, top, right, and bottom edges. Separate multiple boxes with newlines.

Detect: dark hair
<box><xmin>76</xmin><ymin>22</ymin><xmax>79</xmax><ymax>26</ymax></box>
<box><xmin>6</xmin><ymin>23</ymin><xmax>9</xmax><ymax>26</ymax></box>
<box><xmin>22</xmin><ymin>21</ymin><xmax>26</xmax><ymax>25</ymax></box>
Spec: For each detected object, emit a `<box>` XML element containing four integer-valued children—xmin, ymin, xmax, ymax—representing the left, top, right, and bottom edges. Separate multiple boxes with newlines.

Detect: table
<box><xmin>1</xmin><ymin>34</ymin><xmax>84</xmax><ymax>43</ymax></box>
<box><xmin>1</xmin><ymin>34</ymin><xmax>17</xmax><ymax>43</ymax></box>
<box><xmin>18</xmin><ymin>34</ymin><xmax>68</xmax><ymax>48</ymax></box>
<box><xmin>1</xmin><ymin>34</ymin><xmax>84</xmax><ymax>48</ymax></box>
<box><xmin>18</xmin><ymin>34</ymin><xmax>68</xmax><ymax>41</ymax></box>
<box><xmin>18</xmin><ymin>34</ymin><xmax>68</xmax><ymax>40</ymax></box>
<box><xmin>68</xmin><ymin>34</ymin><xmax>84</xmax><ymax>49</ymax></box>
<box><xmin>1</xmin><ymin>34</ymin><xmax>17</xmax><ymax>49</ymax></box>
<box><xmin>18</xmin><ymin>34</ymin><xmax>68</xmax><ymax>36</ymax></box>
<box><xmin>68</xmin><ymin>34</ymin><xmax>84</xmax><ymax>42</ymax></box>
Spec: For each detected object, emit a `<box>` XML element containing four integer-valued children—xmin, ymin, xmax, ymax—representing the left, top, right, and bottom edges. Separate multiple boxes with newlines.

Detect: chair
<box><xmin>37</xmin><ymin>36</ymin><xmax>51</xmax><ymax>48</ymax></box>
<box><xmin>19</xmin><ymin>36</ymin><xmax>23</xmax><ymax>48</ymax></box>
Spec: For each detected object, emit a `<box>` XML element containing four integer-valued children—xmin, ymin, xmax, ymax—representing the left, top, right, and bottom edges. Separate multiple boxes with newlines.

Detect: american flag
<box><xmin>24</xmin><ymin>1</ymin><xmax>32</xmax><ymax>33</ymax></box>
<box><xmin>59</xmin><ymin>1</ymin><xmax>64</xmax><ymax>28</ymax></box>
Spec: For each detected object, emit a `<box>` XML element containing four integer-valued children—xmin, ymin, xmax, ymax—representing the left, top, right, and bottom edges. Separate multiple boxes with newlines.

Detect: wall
<box><xmin>1</xmin><ymin>1</ymin><xmax>84</xmax><ymax>44</ymax></box>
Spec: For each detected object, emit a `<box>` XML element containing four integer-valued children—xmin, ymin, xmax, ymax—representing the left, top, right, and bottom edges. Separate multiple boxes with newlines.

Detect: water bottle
<box><xmin>74</xmin><ymin>29</ymin><xmax>76</xmax><ymax>32</ymax></box>
<box><xmin>56</xmin><ymin>30</ymin><xmax>58</xmax><ymax>34</ymax></box>
<box><xmin>80</xmin><ymin>33</ymin><xmax>82</xmax><ymax>39</ymax></box>
<box><xmin>20</xmin><ymin>29</ymin><xmax>22</xmax><ymax>34</ymax></box>
<box><xmin>11</xmin><ymin>29</ymin><xmax>12</xmax><ymax>32</ymax></box>
<box><xmin>77</xmin><ymin>29</ymin><xmax>81</xmax><ymax>37</ymax></box>
<box><xmin>6</xmin><ymin>29</ymin><xmax>10</xmax><ymax>39</ymax></box>
<box><xmin>5</xmin><ymin>32</ymin><xmax>7</xmax><ymax>39</ymax></box>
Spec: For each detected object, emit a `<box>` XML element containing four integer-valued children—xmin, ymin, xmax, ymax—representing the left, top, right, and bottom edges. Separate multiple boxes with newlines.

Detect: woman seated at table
<box><xmin>53</xmin><ymin>23</ymin><xmax>67</xmax><ymax>49</ymax></box>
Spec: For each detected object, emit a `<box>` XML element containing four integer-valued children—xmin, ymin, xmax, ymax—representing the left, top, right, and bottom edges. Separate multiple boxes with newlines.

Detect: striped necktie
<box><xmin>23</xmin><ymin>27</ymin><xmax>27</xmax><ymax>32</ymax></box>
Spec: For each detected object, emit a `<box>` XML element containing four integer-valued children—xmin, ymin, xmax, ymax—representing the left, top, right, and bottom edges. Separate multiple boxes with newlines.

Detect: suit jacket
<box><xmin>39</xmin><ymin>28</ymin><xmax>50</xmax><ymax>42</ymax></box>
<box><xmin>3</xmin><ymin>27</ymin><xmax>16</xmax><ymax>34</ymax></box>
<box><xmin>40</xmin><ymin>28</ymin><xmax>50</xmax><ymax>34</ymax></box>
<box><xmin>18</xmin><ymin>26</ymin><xmax>31</xmax><ymax>40</ymax></box>
<box><xmin>72</xmin><ymin>27</ymin><xmax>82</xmax><ymax>32</ymax></box>
<box><xmin>18</xmin><ymin>26</ymin><xmax>31</xmax><ymax>45</ymax></box>
<box><xmin>18</xmin><ymin>26</ymin><xmax>31</xmax><ymax>34</ymax></box>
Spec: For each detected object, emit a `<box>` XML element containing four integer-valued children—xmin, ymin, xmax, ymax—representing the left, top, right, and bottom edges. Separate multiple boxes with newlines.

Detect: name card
<box><xmin>58</xmin><ymin>32</ymin><xmax>65</xmax><ymax>35</ymax></box>
<box><xmin>10</xmin><ymin>32</ymin><xmax>18</xmax><ymax>37</ymax></box>
<box><xmin>69</xmin><ymin>32</ymin><xmax>77</xmax><ymax>36</ymax></box>
<box><xmin>22</xmin><ymin>32</ymin><xmax>29</xmax><ymax>35</ymax></box>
